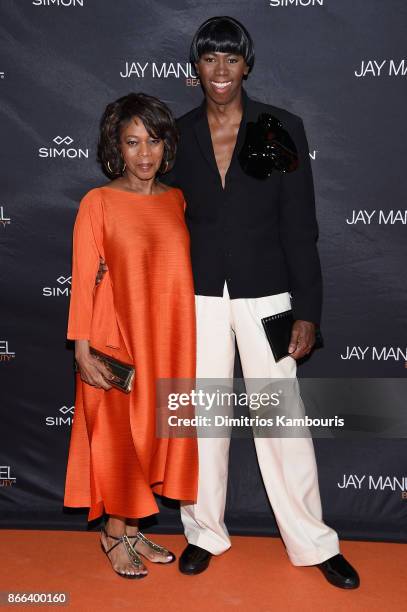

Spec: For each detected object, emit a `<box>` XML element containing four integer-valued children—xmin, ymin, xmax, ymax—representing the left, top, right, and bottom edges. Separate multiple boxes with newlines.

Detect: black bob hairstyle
<box><xmin>190</xmin><ymin>16</ymin><xmax>255</xmax><ymax>73</ymax></box>
<box><xmin>97</xmin><ymin>92</ymin><xmax>178</xmax><ymax>178</ymax></box>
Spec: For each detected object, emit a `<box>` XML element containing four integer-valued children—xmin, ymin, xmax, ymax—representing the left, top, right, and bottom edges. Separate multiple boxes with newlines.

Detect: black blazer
<box><xmin>164</xmin><ymin>89</ymin><xmax>323</xmax><ymax>325</ymax></box>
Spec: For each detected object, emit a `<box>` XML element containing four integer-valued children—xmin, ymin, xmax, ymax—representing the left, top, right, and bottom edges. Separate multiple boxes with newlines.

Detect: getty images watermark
<box><xmin>156</xmin><ymin>378</ymin><xmax>340</xmax><ymax>439</ymax></box>
<box><xmin>166</xmin><ymin>386</ymin><xmax>344</xmax><ymax>427</ymax></box>
<box><xmin>156</xmin><ymin>378</ymin><xmax>407</xmax><ymax>439</ymax></box>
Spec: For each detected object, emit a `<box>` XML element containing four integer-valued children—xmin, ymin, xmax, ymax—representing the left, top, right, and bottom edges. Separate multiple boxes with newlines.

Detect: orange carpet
<box><xmin>0</xmin><ymin>531</ymin><xmax>406</xmax><ymax>611</ymax></box>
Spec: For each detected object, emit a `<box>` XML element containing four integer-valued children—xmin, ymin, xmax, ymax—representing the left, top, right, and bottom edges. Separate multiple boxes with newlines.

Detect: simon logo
<box><xmin>38</xmin><ymin>136</ymin><xmax>89</xmax><ymax>159</ymax></box>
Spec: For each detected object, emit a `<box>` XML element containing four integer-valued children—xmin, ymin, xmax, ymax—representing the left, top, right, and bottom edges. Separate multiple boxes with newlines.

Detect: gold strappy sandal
<box><xmin>129</xmin><ymin>531</ymin><xmax>176</xmax><ymax>564</ymax></box>
<box><xmin>100</xmin><ymin>526</ymin><xmax>148</xmax><ymax>579</ymax></box>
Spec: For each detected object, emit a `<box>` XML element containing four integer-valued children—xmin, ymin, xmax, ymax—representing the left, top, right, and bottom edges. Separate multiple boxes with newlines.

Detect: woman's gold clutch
<box><xmin>75</xmin><ymin>347</ymin><xmax>135</xmax><ymax>393</ymax></box>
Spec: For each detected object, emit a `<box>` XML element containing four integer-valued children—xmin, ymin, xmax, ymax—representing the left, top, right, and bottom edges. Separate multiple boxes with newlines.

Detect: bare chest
<box><xmin>208</xmin><ymin>121</ymin><xmax>240</xmax><ymax>189</ymax></box>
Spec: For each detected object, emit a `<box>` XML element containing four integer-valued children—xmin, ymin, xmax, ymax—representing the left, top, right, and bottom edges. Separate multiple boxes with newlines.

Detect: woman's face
<box><xmin>119</xmin><ymin>116</ymin><xmax>164</xmax><ymax>181</ymax></box>
<box><xmin>195</xmin><ymin>51</ymin><xmax>249</xmax><ymax>106</ymax></box>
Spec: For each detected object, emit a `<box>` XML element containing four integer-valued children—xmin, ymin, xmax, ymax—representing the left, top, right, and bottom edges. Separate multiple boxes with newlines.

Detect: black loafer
<box><xmin>179</xmin><ymin>543</ymin><xmax>212</xmax><ymax>575</ymax></box>
<box><xmin>316</xmin><ymin>554</ymin><xmax>360</xmax><ymax>589</ymax></box>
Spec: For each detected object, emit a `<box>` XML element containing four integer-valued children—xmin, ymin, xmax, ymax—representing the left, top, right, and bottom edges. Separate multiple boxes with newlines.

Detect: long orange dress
<box><xmin>64</xmin><ymin>186</ymin><xmax>198</xmax><ymax>521</ymax></box>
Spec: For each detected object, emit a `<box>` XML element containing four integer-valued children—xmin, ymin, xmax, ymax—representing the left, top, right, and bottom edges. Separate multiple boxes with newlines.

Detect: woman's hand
<box><xmin>95</xmin><ymin>257</ymin><xmax>108</xmax><ymax>286</ymax></box>
<box><xmin>75</xmin><ymin>340</ymin><xmax>113</xmax><ymax>390</ymax></box>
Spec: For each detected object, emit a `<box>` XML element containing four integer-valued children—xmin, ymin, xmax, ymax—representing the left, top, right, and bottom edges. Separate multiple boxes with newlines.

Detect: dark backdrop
<box><xmin>1</xmin><ymin>0</ymin><xmax>406</xmax><ymax>541</ymax></box>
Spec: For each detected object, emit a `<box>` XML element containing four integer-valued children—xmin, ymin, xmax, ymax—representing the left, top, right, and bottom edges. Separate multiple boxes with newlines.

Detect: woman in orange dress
<box><xmin>64</xmin><ymin>93</ymin><xmax>198</xmax><ymax>579</ymax></box>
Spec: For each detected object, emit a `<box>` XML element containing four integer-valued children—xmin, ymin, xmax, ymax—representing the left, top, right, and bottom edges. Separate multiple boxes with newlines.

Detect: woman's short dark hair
<box><xmin>190</xmin><ymin>16</ymin><xmax>255</xmax><ymax>73</ymax></box>
<box><xmin>97</xmin><ymin>92</ymin><xmax>178</xmax><ymax>177</ymax></box>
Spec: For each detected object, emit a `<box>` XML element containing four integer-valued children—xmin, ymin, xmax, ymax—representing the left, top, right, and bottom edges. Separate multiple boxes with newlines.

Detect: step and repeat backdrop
<box><xmin>1</xmin><ymin>1</ymin><xmax>406</xmax><ymax>540</ymax></box>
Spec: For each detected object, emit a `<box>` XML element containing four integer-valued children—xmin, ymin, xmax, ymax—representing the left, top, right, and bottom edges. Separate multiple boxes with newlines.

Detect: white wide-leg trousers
<box><xmin>180</xmin><ymin>283</ymin><xmax>340</xmax><ymax>566</ymax></box>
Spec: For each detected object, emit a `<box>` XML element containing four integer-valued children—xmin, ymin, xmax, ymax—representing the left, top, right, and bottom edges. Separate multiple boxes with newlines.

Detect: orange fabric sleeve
<box><xmin>67</xmin><ymin>189</ymin><xmax>104</xmax><ymax>340</ymax></box>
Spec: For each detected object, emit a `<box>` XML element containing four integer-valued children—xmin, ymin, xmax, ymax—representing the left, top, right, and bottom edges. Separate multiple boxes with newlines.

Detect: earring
<box><xmin>162</xmin><ymin>160</ymin><xmax>169</xmax><ymax>173</ymax></box>
<box><xmin>122</xmin><ymin>162</ymin><xmax>126</xmax><ymax>173</ymax></box>
<box><xmin>107</xmin><ymin>161</ymin><xmax>113</xmax><ymax>174</ymax></box>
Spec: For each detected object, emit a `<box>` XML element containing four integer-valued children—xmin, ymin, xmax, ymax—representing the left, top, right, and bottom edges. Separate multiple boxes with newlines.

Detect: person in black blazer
<box><xmin>170</xmin><ymin>87</ymin><xmax>321</xmax><ymax>326</ymax></box>
<box><xmin>164</xmin><ymin>16</ymin><xmax>359</xmax><ymax>589</ymax></box>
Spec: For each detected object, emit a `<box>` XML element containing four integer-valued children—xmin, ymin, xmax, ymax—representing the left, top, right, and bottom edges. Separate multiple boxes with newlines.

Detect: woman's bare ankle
<box><xmin>104</xmin><ymin>515</ymin><xmax>127</xmax><ymax>537</ymax></box>
<box><xmin>125</xmin><ymin>518</ymin><xmax>139</xmax><ymax>536</ymax></box>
